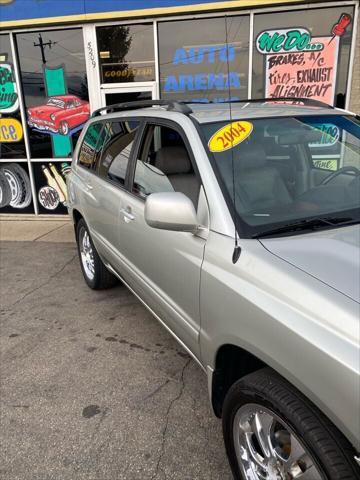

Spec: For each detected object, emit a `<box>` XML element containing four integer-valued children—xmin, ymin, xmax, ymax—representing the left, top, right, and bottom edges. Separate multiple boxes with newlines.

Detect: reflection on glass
<box><xmin>159</xmin><ymin>16</ymin><xmax>250</xmax><ymax>103</ymax></box>
<box><xmin>97</xmin><ymin>24</ymin><xmax>155</xmax><ymax>84</ymax></box>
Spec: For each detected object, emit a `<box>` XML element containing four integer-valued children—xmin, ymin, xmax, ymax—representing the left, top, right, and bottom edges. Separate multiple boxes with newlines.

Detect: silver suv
<box><xmin>67</xmin><ymin>99</ymin><xmax>360</xmax><ymax>480</ymax></box>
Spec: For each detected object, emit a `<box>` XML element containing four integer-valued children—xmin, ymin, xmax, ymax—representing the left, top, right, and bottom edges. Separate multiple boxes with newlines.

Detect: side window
<box><xmin>78</xmin><ymin>123</ymin><xmax>107</xmax><ymax>170</ymax></box>
<box><xmin>132</xmin><ymin>124</ymin><xmax>200</xmax><ymax>207</ymax></box>
<box><xmin>98</xmin><ymin>120</ymin><xmax>140</xmax><ymax>187</ymax></box>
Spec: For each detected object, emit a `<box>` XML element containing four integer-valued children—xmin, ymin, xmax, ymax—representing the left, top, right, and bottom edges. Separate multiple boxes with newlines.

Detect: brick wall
<box><xmin>349</xmin><ymin>15</ymin><xmax>360</xmax><ymax>113</ymax></box>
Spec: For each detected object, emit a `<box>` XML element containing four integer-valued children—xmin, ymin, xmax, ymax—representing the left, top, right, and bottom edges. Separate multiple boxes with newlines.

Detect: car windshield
<box><xmin>47</xmin><ymin>98</ymin><xmax>65</xmax><ymax>108</ymax></box>
<box><xmin>201</xmin><ymin>114</ymin><xmax>360</xmax><ymax>238</ymax></box>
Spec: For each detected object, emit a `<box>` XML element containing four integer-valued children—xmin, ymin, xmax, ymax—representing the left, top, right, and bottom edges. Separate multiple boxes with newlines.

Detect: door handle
<box><xmin>86</xmin><ymin>183</ymin><xmax>93</xmax><ymax>190</ymax></box>
<box><xmin>120</xmin><ymin>207</ymin><xmax>135</xmax><ymax>223</ymax></box>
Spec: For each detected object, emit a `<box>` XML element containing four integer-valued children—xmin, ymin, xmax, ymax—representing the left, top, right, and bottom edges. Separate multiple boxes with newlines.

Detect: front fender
<box><xmin>200</xmin><ymin>231</ymin><xmax>360</xmax><ymax>450</ymax></box>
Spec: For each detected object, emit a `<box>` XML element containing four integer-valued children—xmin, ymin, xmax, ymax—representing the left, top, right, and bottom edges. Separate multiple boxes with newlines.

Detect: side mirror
<box><xmin>145</xmin><ymin>192</ymin><xmax>199</xmax><ymax>233</ymax></box>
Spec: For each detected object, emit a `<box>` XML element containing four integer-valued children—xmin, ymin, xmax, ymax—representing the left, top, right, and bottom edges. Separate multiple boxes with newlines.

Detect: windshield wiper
<box><xmin>252</xmin><ymin>216</ymin><xmax>359</xmax><ymax>239</ymax></box>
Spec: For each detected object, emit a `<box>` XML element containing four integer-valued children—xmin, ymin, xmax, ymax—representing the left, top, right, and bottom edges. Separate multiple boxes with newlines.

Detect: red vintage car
<box><xmin>27</xmin><ymin>95</ymin><xmax>90</xmax><ymax>136</ymax></box>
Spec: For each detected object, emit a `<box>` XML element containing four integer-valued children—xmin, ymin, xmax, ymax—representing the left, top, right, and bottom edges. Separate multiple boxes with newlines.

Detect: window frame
<box><xmin>127</xmin><ymin>117</ymin><xmax>203</xmax><ymax>203</ymax></box>
<box><xmin>95</xmin><ymin>117</ymin><xmax>144</xmax><ymax>191</ymax></box>
<box><xmin>77</xmin><ymin>120</ymin><xmax>108</xmax><ymax>172</ymax></box>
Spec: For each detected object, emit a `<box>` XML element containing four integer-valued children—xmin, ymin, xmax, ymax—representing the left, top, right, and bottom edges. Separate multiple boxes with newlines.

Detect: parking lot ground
<box><xmin>0</xmin><ymin>235</ymin><xmax>232</xmax><ymax>480</ymax></box>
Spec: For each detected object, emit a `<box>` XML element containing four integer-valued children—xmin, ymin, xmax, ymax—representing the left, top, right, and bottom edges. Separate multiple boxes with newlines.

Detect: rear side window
<box><xmin>78</xmin><ymin>123</ymin><xmax>107</xmax><ymax>169</ymax></box>
<box><xmin>98</xmin><ymin>120</ymin><xmax>140</xmax><ymax>187</ymax></box>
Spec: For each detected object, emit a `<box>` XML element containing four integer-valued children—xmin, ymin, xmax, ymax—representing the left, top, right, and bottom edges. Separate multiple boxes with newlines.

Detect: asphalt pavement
<box><xmin>0</xmin><ymin>226</ymin><xmax>232</xmax><ymax>480</ymax></box>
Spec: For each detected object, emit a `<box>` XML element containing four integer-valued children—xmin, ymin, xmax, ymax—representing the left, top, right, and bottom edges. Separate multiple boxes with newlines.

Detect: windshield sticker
<box><xmin>208</xmin><ymin>121</ymin><xmax>253</xmax><ymax>153</ymax></box>
<box><xmin>312</xmin><ymin>158</ymin><xmax>338</xmax><ymax>171</ymax></box>
<box><xmin>309</xmin><ymin>124</ymin><xmax>340</xmax><ymax>147</ymax></box>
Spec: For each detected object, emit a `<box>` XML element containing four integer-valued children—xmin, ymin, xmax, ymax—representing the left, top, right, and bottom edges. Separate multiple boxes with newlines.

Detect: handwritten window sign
<box><xmin>256</xmin><ymin>28</ymin><xmax>340</xmax><ymax>105</ymax></box>
<box><xmin>0</xmin><ymin>63</ymin><xmax>19</xmax><ymax>113</ymax></box>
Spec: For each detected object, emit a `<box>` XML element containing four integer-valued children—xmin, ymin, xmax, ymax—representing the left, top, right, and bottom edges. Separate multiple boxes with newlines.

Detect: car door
<box><xmin>76</xmin><ymin>121</ymin><xmax>108</xmax><ymax>233</ymax></box>
<box><xmin>82</xmin><ymin>118</ymin><xmax>142</xmax><ymax>269</ymax></box>
<box><xmin>114</xmin><ymin>120</ymin><xmax>207</xmax><ymax>358</ymax></box>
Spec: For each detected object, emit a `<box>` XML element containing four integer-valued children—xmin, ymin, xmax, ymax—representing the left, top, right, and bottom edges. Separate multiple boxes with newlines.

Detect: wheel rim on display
<box><xmin>1</xmin><ymin>164</ymin><xmax>32</xmax><ymax>209</ymax></box>
<box><xmin>0</xmin><ymin>170</ymin><xmax>12</xmax><ymax>208</ymax></box>
<box><xmin>4</xmin><ymin>168</ymin><xmax>23</xmax><ymax>206</ymax></box>
<box><xmin>79</xmin><ymin>227</ymin><xmax>95</xmax><ymax>280</ymax></box>
<box><xmin>233</xmin><ymin>404</ymin><xmax>324</xmax><ymax>480</ymax></box>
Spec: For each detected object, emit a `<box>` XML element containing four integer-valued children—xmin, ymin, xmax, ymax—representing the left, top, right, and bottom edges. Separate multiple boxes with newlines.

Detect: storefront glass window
<box><xmin>252</xmin><ymin>6</ymin><xmax>355</xmax><ymax>107</ymax></box>
<box><xmin>97</xmin><ymin>24</ymin><xmax>155</xmax><ymax>84</ymax></box>
<box><xmin>0</xmin><ymin>34</ymin><xmax>27</xmax><ymax>159</ymax></box>
<box><xmin>158</xmin><ymin>16</ymin><xmax>250</xmax><ymax>103</ymax></box>
<box><xmin>0</xmin><ymin>34</ymin><xmax>34</xmax><ymax>214</ymax></box>
<box><xmin>15</xmin><ymin>28</ymin><xmax>89</xmax><ymax>159</ymax></box>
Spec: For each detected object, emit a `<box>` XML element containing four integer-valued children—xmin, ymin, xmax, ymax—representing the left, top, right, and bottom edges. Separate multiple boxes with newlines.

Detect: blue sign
<box><xmin>0</xmin><ymin>0</ymin><xmax>231</xmax><ymax>23</ymax></box>
<box><xmin>163</xmin><ymin>44</ymin><xmax>241</xmax><ymax>102</ymax></box>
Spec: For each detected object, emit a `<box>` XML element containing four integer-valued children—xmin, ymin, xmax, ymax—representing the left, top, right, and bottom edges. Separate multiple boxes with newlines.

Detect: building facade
<box><xmin>0</xmin><ymin>0</ymin><xmax>358</xmax><ymax>215</ymax></box>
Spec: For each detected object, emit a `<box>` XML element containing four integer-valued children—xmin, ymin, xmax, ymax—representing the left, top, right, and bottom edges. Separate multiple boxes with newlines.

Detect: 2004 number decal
<box><xmin>208</xmin><ymin>121</ymin><xmax>253</xmax><ymax>153</ymax></box>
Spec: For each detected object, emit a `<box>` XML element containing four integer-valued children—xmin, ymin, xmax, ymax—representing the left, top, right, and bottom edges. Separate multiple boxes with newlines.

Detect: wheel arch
<box><xmin>72</xmin><ymin>208</ymin><xmax>83</xmax><ymax>232</ymax></box>
<box><xmin>211</xmin><ymin>344</ymin><xmax>266</xmax><ymax>418</ymax></box>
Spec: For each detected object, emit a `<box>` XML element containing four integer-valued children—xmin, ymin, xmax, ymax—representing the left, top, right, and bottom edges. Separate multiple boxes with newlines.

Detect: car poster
<box><xmin>26</xmin><ymin>65</ymin><xmax>90</xmax><ymax>158</ymax></box>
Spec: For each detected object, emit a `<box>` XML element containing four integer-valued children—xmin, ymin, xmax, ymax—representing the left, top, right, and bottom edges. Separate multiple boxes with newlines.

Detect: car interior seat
<box><xmin>154</xmin><ymin>146</ymin><xmax>200</xmax><ymax>207</ymax></box>
<box><xmin>234</xmin><ymin>143</ymin><xmax>293</xmax><ymax>213</ymax></box>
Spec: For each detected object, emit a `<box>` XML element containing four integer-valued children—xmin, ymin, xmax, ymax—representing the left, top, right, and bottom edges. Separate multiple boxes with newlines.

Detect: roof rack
<box><xmin>184</xmin><ymin>97</ymin><xmax>334</xmax><ymax>109</ymax></box>
<box><xmin>91</xmin><ymin>100</ymin><xmax>193</xmax><ymax>118</ymax></box>
<box><xmin>91</xmin><ymin>97</ymin><xmax>333</xmax><ymax>118</ymax></box>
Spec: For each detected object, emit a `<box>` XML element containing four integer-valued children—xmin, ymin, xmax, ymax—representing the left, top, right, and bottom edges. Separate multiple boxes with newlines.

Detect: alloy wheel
<box><xmin>233</xmin><ymin>404</ymin><xmax>324</xmax><ymax>479</ymax></box>
<box><xmin>79</xmin><ymin>227</ymin><xmax>95</xmax><ymax>280</ymax></box>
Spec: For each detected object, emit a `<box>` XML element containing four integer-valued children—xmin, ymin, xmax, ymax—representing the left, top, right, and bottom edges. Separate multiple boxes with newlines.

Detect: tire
<box><xmin>222</xmin><ymin>367</ymin><xmax>360</xmax><ymax>480</ymax></box>
<box><xmin>76</xmin><ymin>218</ymin><xmax>118</xmax><ymax>290</ymax></box>
<box><xmin>59</xmin><ymin>121</ymin><xmax>69</xmax><ymax>135</ymax></box>
<box><xmin>0</xmin><ymin>163</ymin><xmax>32</xmax><ymax>209</ymax></box>
<box><xmin>0</xmin><ymin>170</ymin><xmax>12</xmax><ymax>208</ymax></box>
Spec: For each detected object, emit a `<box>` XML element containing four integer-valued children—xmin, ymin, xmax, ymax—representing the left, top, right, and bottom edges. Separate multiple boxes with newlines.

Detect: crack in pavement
<box><xmin>151</xmin><ymin>358</ymin><xmax>191</xmax><ymax>480</ymax></box>
<box><xmin>33</xmin><ymin>223</ymin><xmax>68</xmax><ymax>242</ymax></box>
<box><xmin>142</xmin><ymin>379</ymin><xmax>171</xmax><ymax>403</ymax></box>
<box><xmin>8</xmin><ymin>253</ymin><xmax>77</xmax><ymax>308</ymax></box>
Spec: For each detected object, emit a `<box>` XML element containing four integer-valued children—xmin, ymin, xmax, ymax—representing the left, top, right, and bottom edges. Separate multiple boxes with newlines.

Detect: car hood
<box><xmin>261</xmin><ymin>224</ymin><xmax>360</xmax><ymax>303</ymax></box>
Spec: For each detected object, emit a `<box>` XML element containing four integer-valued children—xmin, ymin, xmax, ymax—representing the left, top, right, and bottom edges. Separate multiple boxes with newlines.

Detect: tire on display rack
<box><xmin>222</xmin><ymin>367</ymin><xmax>360</xmax><ymax>480</ymax></box>
<box><xmin>0</xmin><ymin>163</ymin><xmax>32</xmax><ymax>209</ymax></box>
<box><xmin>0</xmin><ymin>170</ymin><xmax>12</xmax><ymax>208</ymax></box>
